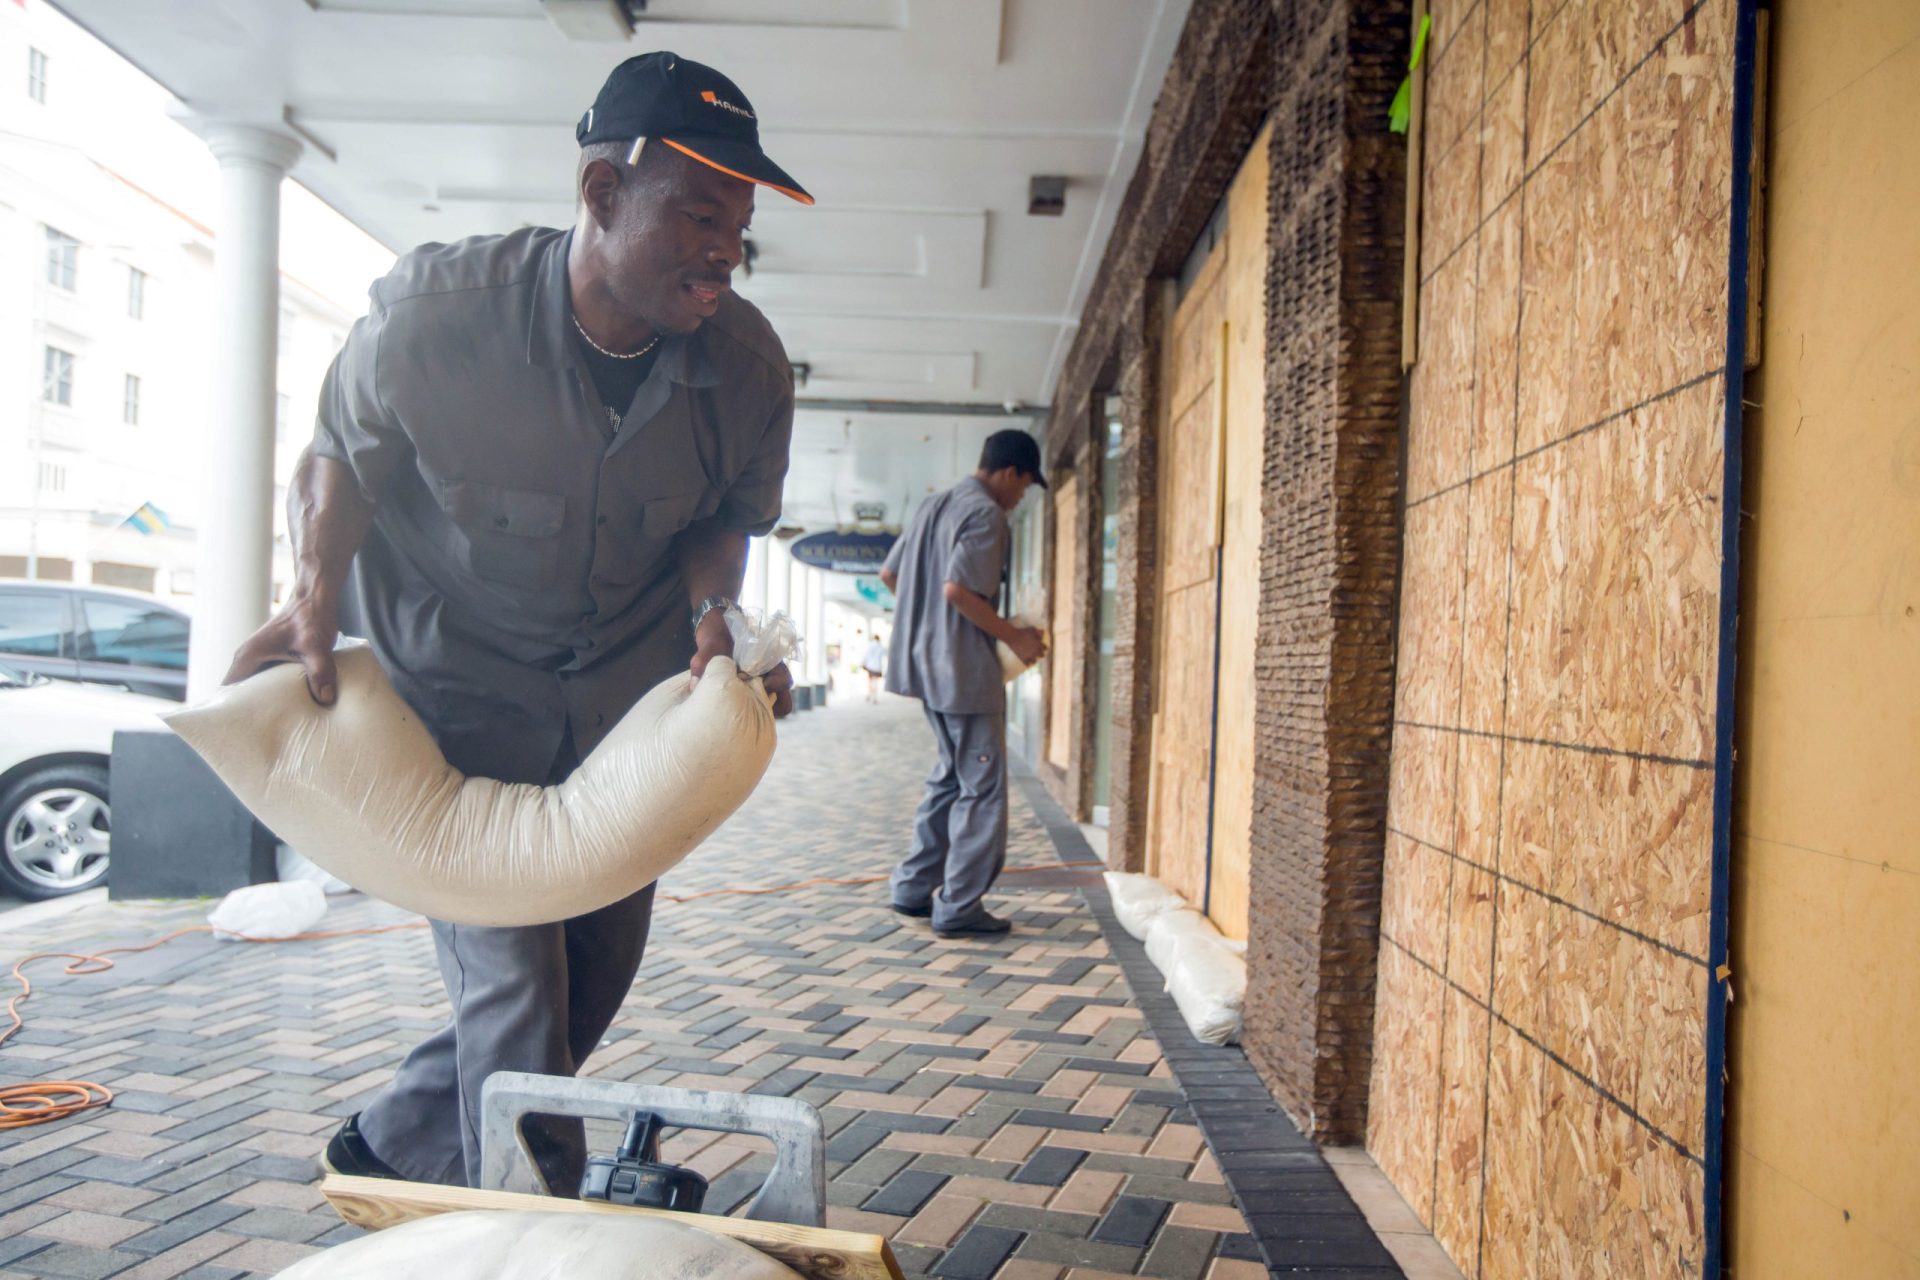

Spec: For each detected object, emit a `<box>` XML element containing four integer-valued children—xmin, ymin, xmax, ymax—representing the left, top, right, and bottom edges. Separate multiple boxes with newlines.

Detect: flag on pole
<box><xmin>121</xmin><ymin>502</ymin><xmax>174</xmax><ymax>535</ymax></box>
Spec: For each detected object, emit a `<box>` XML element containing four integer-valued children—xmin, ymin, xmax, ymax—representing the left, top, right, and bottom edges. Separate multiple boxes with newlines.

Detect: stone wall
<box><xmin>1045</xmin><ymin>0</ymin><xmax>1409</xmax><ymax>1141</ymax></box>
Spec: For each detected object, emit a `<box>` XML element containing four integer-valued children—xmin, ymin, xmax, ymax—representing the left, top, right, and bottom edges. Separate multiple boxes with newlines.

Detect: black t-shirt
<box><xmin>575</xmin><ymin>330</ymin><xmax>662</xmax><ymax>435</ymax></box>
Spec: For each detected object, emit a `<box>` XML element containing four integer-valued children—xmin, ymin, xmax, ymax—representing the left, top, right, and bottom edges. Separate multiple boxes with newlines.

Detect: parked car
<box><xmin>0</xmin><ymin>579</ymin><xmax>191</xmax><ymax>701</ymax></box>
<box><xmin>0</xmin><ymin>658</ymin><xmax>172</xmax><ymax>900</ymax></box>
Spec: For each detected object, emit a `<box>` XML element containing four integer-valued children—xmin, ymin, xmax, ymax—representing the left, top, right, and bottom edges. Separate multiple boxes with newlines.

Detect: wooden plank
<box><xmin>1148</xmin><ymin>581</ymin><xmax>1217</xmax><ymax>907</ymax></box>
<box><xmin>1206</xmin><ymin>119</ymin><xmax>1273</xmax><ymax>942</ymax></box>
<box><xmin>320</xmin><ymin>1175</ymin><xmax>905</xmax><ymax>1280</ymax></box>
<box><xmin>1047</xmin><ymin>472</ymin><xmax>1081</xmax><ymax>771</ymax></box>
<box><xmin>1147</xmin><ymin>235</ymin><xmax>1227</xmax><ymax>905</ymax></box>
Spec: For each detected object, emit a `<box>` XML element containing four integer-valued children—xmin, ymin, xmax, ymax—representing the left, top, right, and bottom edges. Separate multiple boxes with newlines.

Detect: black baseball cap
<box><xmin>577</xmin><ymin>52</ymin><xmax>813</xmax><ymax>206</ymax></box>
<box><xmin>980</xmin><ymin>429</ymin><xmax>1048</xmax><ymax>488</ymax></box>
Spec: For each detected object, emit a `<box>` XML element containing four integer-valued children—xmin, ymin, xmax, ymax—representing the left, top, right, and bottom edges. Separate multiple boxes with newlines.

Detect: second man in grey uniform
<box><xmin>879</xmin><ymin>430</ymin><xmax>1048</xmax><ymax>938</ymax></box>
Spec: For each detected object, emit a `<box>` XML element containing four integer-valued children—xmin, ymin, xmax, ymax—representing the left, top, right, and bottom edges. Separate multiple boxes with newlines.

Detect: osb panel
<box><xmin>1558</xmin><ymin>384</ymin><xmax>1724</xmax><ymax>760</ymax></box>
<box><xmin>1381</xmin><ymin>830</ymin><xmax>1451</xmax><ymax>971</ymax></box>
<box><xmin>1148</xmin><ymin>582</ymin><xmax>1217</xmax><ymax>908</ymax></box>
<box><xmin>1497</xmin><ymin>741</ymin><xmax>1560</xmax><ymax>889</ymax></box>
<box><xmin>1502</xmin><ymin>447</ymin><xmax>1566</xmax><ymax>743</ymax></box>
<box><xmin>1206</xmin><ymin>118</ymin><xmax>1274</xmax><ymax>944</ymax></box>
<box><xmin>1423</xmin><ymin>127</ymin><xmax>1484</xmax><ymax>280</ymax></box>
<box><xmin>1549</xmin><ymin>753</ymin><xmax>1714</xmax><ymax>959</ymax></box>
<box><xmin>1455</xmin><ymin>733</ymin><xmax>1503</xmax><ymax>872</ymax></box>
<box><xmin>1428</xmin><ymin>0</ymin><xmax>1480</xmax><ymax>70</ymax></box>
<box><xmin>1167</xmin><ymin>248</ymin><xmax>1226</xmax><ymax>418</ymax></box>
<box><xmin>1425</xmin><ymin>0</ymin><xmax>1487</xmax><ymax>166</ymax></box>
<box><xmin>1525</xmin><ymin>0</ymin><xmax>1708</xmax><ymax>168</ymax></box>
<box><xmin>1515</xmin><ymin>145</ymin><xmax>1582</xmax><ymax>456</ymax></box>
<box><xmin>1395</xmin><ymin>485</ymin><xmax>1468</xmax><ymax>726</ymax></box>
<box><xmin>1484</xmin><ymin>0</ymin><xmax>1530</xmax><ymax>87</ymax></box>
<box><xmin>1444</xmin><ymin>866</ymin><xmax>1495</xmax><ymax>1004</ymax></box>
<box><xmin>1159</xmin><ymin>391</ymin><xmax>1220</xmax><ymax>594</ymax></box>
<box><xmin>1366</xmin><ymin>942</ymin><xmax>1444</xmax><ymax>1220</ymax></box>
<box><xmin>1459</xmin><ymin>474</ymin><xmax>1513</xmax><ymax>733</ymax></box>
<box><xmin>1480</xmin><ymin>53</ymin><xmax>1527</xmax><ymax>214</ymax></box>
<box><xmin>1433</xmin><ymin>989</ymin><xmax>1492</xmax><ymax>1267</ymax></box>
<box><xmin>1482</xmin><ymin>1021</ymin><xmax>1546</xmax><ymax>1280</ymax></box>
<box><xmin>1387</xmin><ymin>723</ymin><xmax>1459</xmax><ymax>854</ymax></box>
<box><xmin>1538</xmin><ymin>1055</ymin><xmax>1707</xmax><ymax>1277</ymax></box>
<box><xmin>1407</xmin><ymin>251</ymin><xmax>1477</xmax><ymax>500</ymax></box>
<box><xmin>1489</xmin><ymin>879</ymin><xmax>1552</xmax><ymax>1044</ymax></box>
<box><xmin>1572</xmin><ymin>5</ymin><xmax>1733</xmax><ymax>427</ymax></box>
<box><xmin>1047</xmin><ymin>473</ymin><xmax>1081</xmax><ymax>773</ymax></box>
<box><xmin>1472</xmin><ymin>200</ymin><xmax>1522</xmax><ymax>475</ymax></box>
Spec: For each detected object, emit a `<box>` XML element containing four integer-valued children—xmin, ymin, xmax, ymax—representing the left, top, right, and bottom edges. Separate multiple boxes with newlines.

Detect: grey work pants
<box><xmin>358</xmin><ymin>735</ymin><xmax>656</xmax><ymax>1192</ymax></box>
<box><xmin>891</xmin><ymin>705</ymin><xmax>1008</xmax><ymax>930</ymax></box>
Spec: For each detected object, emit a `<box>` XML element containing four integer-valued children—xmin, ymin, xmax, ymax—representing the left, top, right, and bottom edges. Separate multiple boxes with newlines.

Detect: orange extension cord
<box><xmin>0</xmin><ymin>860</ymin><xmax>1102</xmax><ymax>1131</ymax></box>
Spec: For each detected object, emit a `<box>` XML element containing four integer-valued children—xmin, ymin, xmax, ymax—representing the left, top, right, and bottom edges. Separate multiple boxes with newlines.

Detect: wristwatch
<box><xmin>691</xmin><ymin>595</ymin><xmax>736</xmax><ymax>632</ymax></box>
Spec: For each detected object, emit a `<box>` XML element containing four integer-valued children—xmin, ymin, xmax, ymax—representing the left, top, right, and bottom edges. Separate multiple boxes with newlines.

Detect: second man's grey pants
<box><xmin>358</xmin><ymin>735</ymin><xmax>656</xmax><ymax>1192</ymax></box>
<box><xmin>891</xmin><ymin>705</ymin><xmax>1008</xmax><ymax>930</ymax></box>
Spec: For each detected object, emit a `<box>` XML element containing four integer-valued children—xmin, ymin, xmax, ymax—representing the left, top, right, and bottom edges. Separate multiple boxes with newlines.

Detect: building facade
<box><xmin>0</xmin><ymin>1</ymin><xmax>362</xmax><ymax>606</ymax></box>
<box><xmin>1034</xmin><ymin>0</ymin><xmax>1917</xmax><ymax>1276</ymax></box>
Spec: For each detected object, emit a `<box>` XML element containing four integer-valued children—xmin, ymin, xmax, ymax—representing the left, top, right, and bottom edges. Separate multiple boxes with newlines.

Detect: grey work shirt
<box><xmin>881</xmin><ymin>477</ymin><xmax>1009</xmax><ymax>716</ymax></box>
<box><xmin>312</xmin><ymin>226</ymin><xmax>793</xmax><ymax>783</ymax></box>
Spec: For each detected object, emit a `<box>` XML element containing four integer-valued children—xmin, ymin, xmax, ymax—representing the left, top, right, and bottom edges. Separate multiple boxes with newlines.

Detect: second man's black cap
<box><xmin>981</xmin><ymin>429</ymin><xmax>1048</xmax><ymax>488</ymax></box>
<box><xmin>577</xmin><ymin>51</ymin><xmax>813</xmax><ymax>206</ymax></box>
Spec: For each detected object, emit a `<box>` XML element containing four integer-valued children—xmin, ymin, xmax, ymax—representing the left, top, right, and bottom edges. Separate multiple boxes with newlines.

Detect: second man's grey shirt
<box><xmin>882</xmin><ymin>477</ymin><xmax>1009</xmax><ymax>716</ymax></box>
<box><xmin>311</xmin><ymin>226</ymin><xmax>794</xmax><ymax>783</ymax></box>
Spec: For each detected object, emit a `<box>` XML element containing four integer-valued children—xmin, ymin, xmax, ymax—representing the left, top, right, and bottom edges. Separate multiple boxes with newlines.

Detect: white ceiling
<box><xmin>50</xmin><ymin>0</ymin><xmax>1189</xmax><ymax>538</ymax></box>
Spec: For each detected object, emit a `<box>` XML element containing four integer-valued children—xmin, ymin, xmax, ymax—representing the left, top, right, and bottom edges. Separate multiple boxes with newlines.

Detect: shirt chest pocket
<box><xmin>440</xmin><ymin>479</ymin><xmax>567</xmax><ymax>589</ymax></box>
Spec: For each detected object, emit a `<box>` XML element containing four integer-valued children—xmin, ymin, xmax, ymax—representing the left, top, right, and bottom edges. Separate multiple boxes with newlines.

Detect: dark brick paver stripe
<box><xmin>0</xmin><ymin>698</ymin><xmax>1394</xmax><ymax>1278</ymax></box>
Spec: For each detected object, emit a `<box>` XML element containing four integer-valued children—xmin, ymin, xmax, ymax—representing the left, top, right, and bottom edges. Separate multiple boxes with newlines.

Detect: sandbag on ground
<box><xmin>1103</xmin><ymin>871</ymin><xmax>1187</xmax><ymax>940</ymax></box>
<box><xmin>272</xmin><ymin>1209</ymin><xmax>802</xmax><ymax>1279</ymax></box>
<box><xmin>1144</xmin><ymin>907</ymin><xmax>1247</xmax><ymax>1047</ymax></box>
<box><xmin>165</xmin><ymin>641</ymin><xmax>780</xmax><ymax>928</ymax></box>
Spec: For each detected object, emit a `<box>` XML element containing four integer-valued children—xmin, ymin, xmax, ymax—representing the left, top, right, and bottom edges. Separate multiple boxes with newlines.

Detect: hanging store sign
<box><xmin>790</xmin><ymin>530</ymin><xmax>897</xmax><ymax>574</ymax></box>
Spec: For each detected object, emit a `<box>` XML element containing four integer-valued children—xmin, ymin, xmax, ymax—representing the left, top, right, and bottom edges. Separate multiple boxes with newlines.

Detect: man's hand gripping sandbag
<box><xmin>164</xmin><ymin>609</ymin><xmax>797</xmax><ymax>927</ymax></box>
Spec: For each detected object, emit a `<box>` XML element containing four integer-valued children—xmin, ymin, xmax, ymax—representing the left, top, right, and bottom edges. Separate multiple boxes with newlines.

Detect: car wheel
<box><xmin>0</xmin><ymin>765</ymin><xmax>112</xmax><ymax>900</ymax></box>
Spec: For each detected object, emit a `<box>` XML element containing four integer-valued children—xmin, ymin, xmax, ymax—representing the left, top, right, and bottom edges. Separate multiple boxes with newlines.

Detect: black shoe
<box><xmin>322</xmin><ymin>1113</ymin><xmax>404</xmax><ymax>1181</ymax></box>
<box><xmin>933</xmin><ymin>911</ymin><xmax>1012</xmax><ymax>939</ymax></box>
<box><xmin>891</xmin><ymin>901</ymin><xmax>933</xmax><ymax>918</ymax></box>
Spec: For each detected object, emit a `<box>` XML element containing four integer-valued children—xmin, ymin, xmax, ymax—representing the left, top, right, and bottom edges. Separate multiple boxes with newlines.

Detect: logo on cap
<box><xmin>699</xmin><ymin>89</ymin><xmax>756</xmax><ymax>121</ymax></box>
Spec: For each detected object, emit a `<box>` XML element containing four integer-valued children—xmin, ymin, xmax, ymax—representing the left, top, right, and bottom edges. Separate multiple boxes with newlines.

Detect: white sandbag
<box><xmin>164</xmin><ymin>613</ymin><xmax>791</xmax><ymax>928</ymax></box>
<box><xmin>994</xmin><ymin>614</ymin><xmax>1045</xmax><ymax>682</ymax></box>
<box><xmin>1103</xmin><ymin>871</ymin><xmax>1187</xmax><ymax>940</ymax></box>
<box><xmin>1144</xmin><ymin>907</ymin><xmax>1248</xmax><ymax>1047</ymax></box>
<box><xmin>207</xmin><ymin>880</ymin><xmax>327</xmax><ymax>941</ymax></box>
<box><xmin>272</xmin><ymin>1209</ymin><xmax>803</xmax><ymax>1280</ymax></box>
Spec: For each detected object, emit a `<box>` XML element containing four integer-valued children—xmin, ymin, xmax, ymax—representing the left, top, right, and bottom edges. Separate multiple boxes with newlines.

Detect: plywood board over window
<box><xmin>1145</xmin><ymin>120</ymin><xmax>1271</xmax><ymax>941</ymax></box>
<box><xmin>1366</xmin><ymin>1</ymin><xmax>1753</xmax><ymax>1276</ymax></box>
<box><xmin>1046</xmin><ymin>472</ymin><xmax>1080</xmax><ymax>773</ymax></box>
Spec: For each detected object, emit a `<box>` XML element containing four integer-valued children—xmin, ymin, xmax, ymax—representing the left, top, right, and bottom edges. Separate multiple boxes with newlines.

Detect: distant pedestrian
<box><xmin>878</xmin><ymin>430</ymin><xmax>1047</xmax><ymax>938</ymax></box>
<box><xmin>861</xmin><ymin>634</ymin><xmax>887</xmax><ymax>703</ymax></box>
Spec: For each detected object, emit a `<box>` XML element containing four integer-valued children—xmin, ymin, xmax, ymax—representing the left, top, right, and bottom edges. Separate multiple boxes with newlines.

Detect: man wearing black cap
<box><xmin>223</xmin><ymin>52</ymin><xmax>811</xmax><ymax>1191</ymax></box>
<box><xmin>878</xmin><ymin>430</ymin><xmax>1048</xmax><ymax>938</ymax></box>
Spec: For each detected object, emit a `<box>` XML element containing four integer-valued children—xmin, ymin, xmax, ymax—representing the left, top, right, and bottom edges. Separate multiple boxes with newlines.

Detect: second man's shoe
<box><xmin>321</xmin><ymin>1113</ymin><xmax>405</xmax><ymax>1181</ymax></box>
<box><xmin>933</xmin><ymin>911</ymin><xmax>1012</xmax><ymax>940</ymax></box>
<box><xmin>891</xmin><ymin>901</ymin><xmax>933</xmax><ymax>918</ymax></box>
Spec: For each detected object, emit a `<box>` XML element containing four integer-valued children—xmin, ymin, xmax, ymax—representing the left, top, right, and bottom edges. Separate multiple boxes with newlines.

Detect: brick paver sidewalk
<box><xmin>0</xmin><ymin>695</ymin><xmax>1312</xmax><ymax>1279</ymax></box>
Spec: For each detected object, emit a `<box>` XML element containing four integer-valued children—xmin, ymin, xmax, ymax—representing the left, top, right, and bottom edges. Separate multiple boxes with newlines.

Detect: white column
<box><xmin>766</xmin><ymin>538</ymin><xmax>791</xmax><ymax>619</ymax></box>
<box><xmin>743</xmin><ymin>536</ymin><xmax>770</xmax><ymax>613</ymax></box>
<box><xmin>187</xmin><ymin>125</ymin><xmax>303</xmax><ymax>700</ymax></box>
<box><xmin>806</xmin><ymin>568</ymin><xmax>827</xmax><ymax>689</ymax></box>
